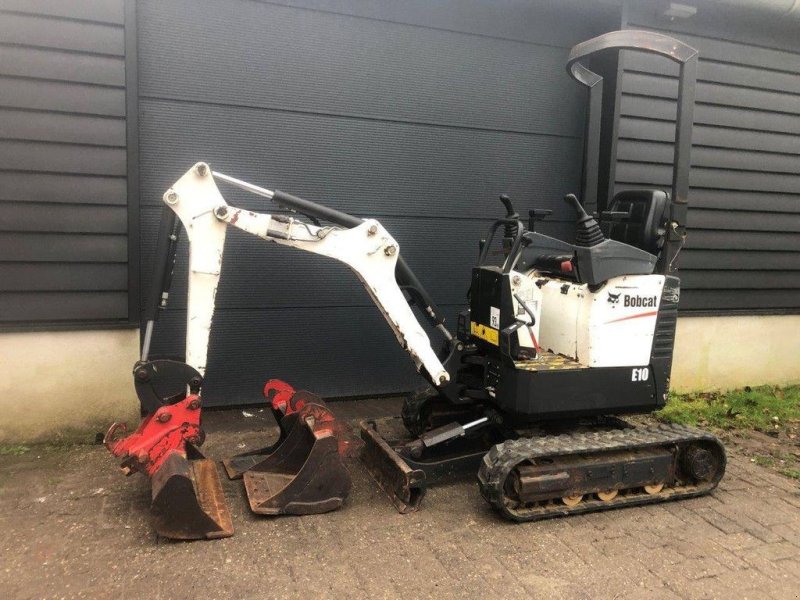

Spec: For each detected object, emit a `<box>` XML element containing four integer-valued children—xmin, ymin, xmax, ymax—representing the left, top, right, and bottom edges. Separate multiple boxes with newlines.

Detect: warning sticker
<box><xmin>489</xmin><ymin>306</ymin><xmax>500</xmax><ymax>329</ymax></box>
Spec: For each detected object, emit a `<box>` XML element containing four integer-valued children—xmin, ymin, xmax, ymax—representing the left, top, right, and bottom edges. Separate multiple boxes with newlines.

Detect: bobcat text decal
<box><xmin>623</xmin><ymin>295</ymin><xmax>658</xmax><ymax>308</ymax></box>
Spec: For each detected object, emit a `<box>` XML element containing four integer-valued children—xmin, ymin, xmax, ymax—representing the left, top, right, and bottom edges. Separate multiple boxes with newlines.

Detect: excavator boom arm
<box><xmin>163</xmin><ymin>163</ymin><xmax>449</xmax><ymax>386</ymax></box>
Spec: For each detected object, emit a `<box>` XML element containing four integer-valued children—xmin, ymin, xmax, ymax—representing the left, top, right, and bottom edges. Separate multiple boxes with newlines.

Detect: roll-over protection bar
<box><xmin>564</xmin><ymin>29</ymin><xmax>698</xmax><ymax>273</ymax></box>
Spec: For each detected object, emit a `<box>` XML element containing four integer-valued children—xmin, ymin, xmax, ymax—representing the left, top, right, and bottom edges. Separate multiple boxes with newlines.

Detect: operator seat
<box><xmin>565</xmin><ymin>194</ymin><xmax>657</xmax><ymax>286</ymax></box>
<box><xmin>602</xmin><ymin>190</ymin><xmax>669</xmax><ymax>256</ymax></box>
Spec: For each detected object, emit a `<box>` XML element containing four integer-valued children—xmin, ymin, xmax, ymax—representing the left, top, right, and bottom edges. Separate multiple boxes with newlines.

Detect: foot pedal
<box><xmin>150</xmin><ymin>446</ymin><xmax>234</xmax><ymax>540</ymax></box>
<box><xmin>360</xmin><ymin>420</ymin><xmax>426</xmax><ymax>513</ymax></box>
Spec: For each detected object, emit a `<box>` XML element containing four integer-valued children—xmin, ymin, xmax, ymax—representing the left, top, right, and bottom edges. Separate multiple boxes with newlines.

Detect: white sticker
<box><xmin>490</xmin><ymin>306</ymin><xmax>500</xmax><ymax>329</ymax></box>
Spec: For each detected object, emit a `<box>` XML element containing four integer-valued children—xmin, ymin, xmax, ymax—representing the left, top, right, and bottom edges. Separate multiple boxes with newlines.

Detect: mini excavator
<box><xmin>105</xmin><ymin>30</ymin><xmax>725</xmax><ymax>539</ymax></box>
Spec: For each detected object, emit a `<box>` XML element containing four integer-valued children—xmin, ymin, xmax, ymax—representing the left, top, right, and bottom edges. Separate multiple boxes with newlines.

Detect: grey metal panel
<box><xmin>679</xmin><ymin>290</ymin><xmax>799</xmax><ymax>311</ymax></box>
<box><xmin>0</xmin><ymin>77</ymin><xmax>126</xmax><ymax>116</ymax></box>
<box><xmin>273</xmin><ymin>0</ymin><xmax>615</xmax><ymax>47</ymax></box>
<box><xmin>0</xmin><ymin>291</ymin><xmax>128</xmax><ymax>322</ymax></box>
<box><xmin>148</xmin><ymin>304</ymin><xmax>465</xmax><ymax>405</ymax></box>
<box><xmin>0</xmin><ymin>109</ymin><xmax>126</xmax><ymax>146</ymax></box>
<box><xmin>0</xmin><ymin>12</ymin><xmax>124</xmax><ymax>56</ymax></box>
<box><xmin>138</xmin><ymin>0</ymin><xmax>592</xmax><ymax>400</ymax></box>
<box><xmin>681</xmin><ymin>250</ymin><xmax>800</xmax><ymax>271</ymax></box>
<box><xmin>0</xmin><ymin>1</ymin><xmax>132</xmax><ymax>329</ymax></box>
<box><xmin>615</xmin><ymin>10</ymin><xmax>800</xmax><ymax>313</ymax></box>
<box><xmin>617</xmin><ymin>140</ymin><xmax>800</xmax><ymax>175</ymax></box>
<box><xmin>622</xmin><ymin>72</ymin><xmax>800</xmax><ymax>117</ymax></box>
<box><xmin>0</xmin><ymin>0</ymin><xmax>124</xmax><ymax>24</ymax></box>
<box><xmin>615</xmin><ymin>185</ymin><xmax>800</xmax><ymax>214</ymax></box>
<box><xmin>0</xmin><ymin>46</ymin><xmax>125</xmax><ymax>86</ymax></box>
<box><xmin>139</xmin><ymin>99</ymin><xmax>584</xmax><ymax>220</ymax></box>
<box><xmin>684</xmin><ymin>230</ymin><xmax>800</xmax><ymax>252</ymax></box>
<box><xmin>621</xmin><ymin>25</ymin><xmax>800</xmax><ymax>74</ymax></box>
<box><xmin>138</xmin><ymin>0</ymin><xmax>586</xmax><ymax>137</ymax></box>
<box><xmin>0</xmin><ymin>233</ymin><xmax>127</xmax><ymax>262</ymax></box>
<box><xmin>681</xmin><ymin>271</ymin><xmax>800</xmax><ymax>290</ymax></box>
<box><xmin>0</xmin><ymin>263</ymin><xmax>128</xmax><ymax>291</ymax></box>
<box><xmin>617</xmin><ymin>162</ymin><xmax>800</xmax><ymax>195</ymax></box>
<box><xmin>0</xmin><ymin>141</ymin><xmax>126</xmax><ymax>176</ymax></box>
<box><xmin>0</xmin><ymin>203</ymin><xmax>127</xmax><ymax>234</ymax></box>
<box><xmin>690</xmin><ymin>209</ymin><xmax>800</xmax><ymax>233</ymax></box>
<box><xmin>0</xmin><ymin>172</ymin><xmax>126</xmax><ymax>204</ymax></box>
<box><xmin>620</xmin><ymin>94</ymin><xmax>800</xmax><ymax>135</ymax></box>
<box><xmin>618</xmin><ymin>118</ymin><xmax>800</xmax><ymax>155</ymax></box>
<box><xmin>624</xmin><ymin>51</ymin><xmax>800</xmax><ymax>96</ymax></box>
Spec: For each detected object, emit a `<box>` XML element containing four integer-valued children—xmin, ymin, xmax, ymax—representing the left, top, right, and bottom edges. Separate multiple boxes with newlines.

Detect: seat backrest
<box><xmin>602</xmin><ymin>189</ymin><xmax>669</xmax><ymax>256</ymax></box>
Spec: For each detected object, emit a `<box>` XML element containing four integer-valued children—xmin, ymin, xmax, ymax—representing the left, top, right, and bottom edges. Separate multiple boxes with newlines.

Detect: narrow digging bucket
<box><xmin>242</xmin><ymin>417</ymin><xmax>351</xmax><ymax>515</ymax></box>
<box><xmin>359</xmin><ymin>420</ymin><xmax>426</xmax><ymax>514</ymax></box>
<box><xmin>150</xmin><ymin>446</ymin><xmax>234</xmax><ymax>540</ymax></box>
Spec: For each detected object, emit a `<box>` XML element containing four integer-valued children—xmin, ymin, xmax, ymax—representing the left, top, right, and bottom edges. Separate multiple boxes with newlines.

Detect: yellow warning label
<box><xmin>470</xmin><ymin>321</ymin><xmax>499</xmax><ymax>346</ymax></box>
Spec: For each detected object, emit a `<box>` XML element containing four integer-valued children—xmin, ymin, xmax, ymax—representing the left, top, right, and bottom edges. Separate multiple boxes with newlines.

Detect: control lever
<box><xmin>498</xmin><ymin>194</ymin><xmax>520</xmax><ymax>253</ymax></box>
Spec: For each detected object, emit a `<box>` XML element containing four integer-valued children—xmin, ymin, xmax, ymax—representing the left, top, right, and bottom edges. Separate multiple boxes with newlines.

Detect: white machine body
<box><xmin>533</xmin><ymin>273</ymin><xmax>665</xmax><ymax>367</ymax></box>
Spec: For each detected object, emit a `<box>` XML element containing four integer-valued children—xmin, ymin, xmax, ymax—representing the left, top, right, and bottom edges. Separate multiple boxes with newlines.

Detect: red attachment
<box><xmin>560</xmin><ymin>260</ymin><xmax>574</xmax><ymax>273</ymax></box>
<box><xmin>263</xmin><ymin>379</ymin><xmax>361</xmax><ymax>458</ymax></box>
<box><xmin>263</xmin><ymin>379</ymin><xmax>297</xmax><ymax>415</ymax></box>
<box><xmin>104</xmin><ymin>395</ymin><xmax>203</xmax><ymax>476</ymax></box>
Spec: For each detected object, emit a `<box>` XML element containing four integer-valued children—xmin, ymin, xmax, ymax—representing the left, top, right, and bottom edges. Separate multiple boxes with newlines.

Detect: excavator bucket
<box><xmin>104</xmin><ymin>394</ymin><xmax>234</xmax><ymax>540</ymax></box>
<box><xmin>149</xmin><ymin>446</ymin><xmax>234</xmax><ymax>540</ymax></box>
<box><xmin>244</xmin><ymin>416</ymin><xmax>352</xmax><ymax>514</ymax></box>
<box><xmin>223</xmin><ymin>379</ymin><xmax>359</xmax><ymax>515</ymax></box>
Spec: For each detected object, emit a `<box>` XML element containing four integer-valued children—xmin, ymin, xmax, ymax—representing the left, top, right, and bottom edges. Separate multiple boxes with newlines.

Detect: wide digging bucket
<box><xmin>242</xmin><ymin>415</ymin><xmax>352</xmax><ymax>515</ymax></box>
<box><xmin>150</xmin><ymin>446</ymin><xmax>234</xmax><ymax>540</ymax></box>
<box><xmin>359</xmin><ymin>420</ymin><xmax>426</xmax><ymax>514</ymax></box>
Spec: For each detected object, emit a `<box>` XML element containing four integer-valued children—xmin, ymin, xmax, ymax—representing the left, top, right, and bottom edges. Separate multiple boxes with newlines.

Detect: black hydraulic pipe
<box><xmin>271</xmin><ymin>190</ymin><xmax>448</xmax><ymax>331</ymax></box>
<box><xmin>143</xmin><ymin>205</ymin><xmax>181</xmax><ymax>323</ymax></box>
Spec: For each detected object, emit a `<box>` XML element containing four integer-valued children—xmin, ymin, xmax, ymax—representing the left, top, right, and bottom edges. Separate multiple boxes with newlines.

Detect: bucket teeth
<box><xmin>150</xmin><ymin>448</ymin><xmax>234</xmax><ymax>540</ymax></box>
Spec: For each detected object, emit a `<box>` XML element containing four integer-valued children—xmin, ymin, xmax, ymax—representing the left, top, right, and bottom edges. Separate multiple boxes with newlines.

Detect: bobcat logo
<box><xmin>607</xmin><ymin>292</ymin><xmax>621</xmax><ymax>304</ymax></box>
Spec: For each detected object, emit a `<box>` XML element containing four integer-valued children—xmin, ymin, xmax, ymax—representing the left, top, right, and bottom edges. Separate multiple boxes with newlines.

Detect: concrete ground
<box><xmin>1</xmin><ymin>398</ymin><xmax>799</xmax><ymax>600</ymax></box>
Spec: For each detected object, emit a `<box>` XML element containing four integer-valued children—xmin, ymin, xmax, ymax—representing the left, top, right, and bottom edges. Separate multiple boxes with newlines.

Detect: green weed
<box><xmin>656</xmin><ymin>385</ymin><xmax>800</xmax><ymax>431</ymax></box>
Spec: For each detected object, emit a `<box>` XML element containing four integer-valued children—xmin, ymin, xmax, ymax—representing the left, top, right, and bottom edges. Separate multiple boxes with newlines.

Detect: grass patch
<box><xmin>656</xmin><ymin>385</ymin><xmax>800</xmax><ymax>431</ymax></box>
<box><xmin>0</xmin><ymin>444</ymin><xmax>30</xmax><ymax>456</ymax></box>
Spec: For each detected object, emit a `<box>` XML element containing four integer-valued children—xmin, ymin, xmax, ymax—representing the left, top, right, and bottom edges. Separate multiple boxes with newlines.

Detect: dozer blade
<box><xmin>243</xmin><ymin>416</ymin><xmax>351</xmax><ymax>515</ymax></box>
<box><xmin>359</xmin><ymin>420</ymin><xmax>426</xmax><ymax>514</ymax></box>
<box><xmin>150</xmin><ymin>446</ymin><xmax>234</xmax><ymax>540</ymax></box>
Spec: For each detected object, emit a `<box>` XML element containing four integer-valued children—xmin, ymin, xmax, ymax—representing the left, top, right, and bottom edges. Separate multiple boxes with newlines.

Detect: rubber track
<box><xmin>477</xmin><ymin>423</ymin><xmax>726</xmax><ymax>522</ymax></box>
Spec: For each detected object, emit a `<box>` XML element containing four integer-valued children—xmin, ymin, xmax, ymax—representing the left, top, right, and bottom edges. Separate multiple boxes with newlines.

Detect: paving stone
<box><xmin>1</xmin><ymin>406</ymin><xmax>800</xmax><ymax>600</ymax></box>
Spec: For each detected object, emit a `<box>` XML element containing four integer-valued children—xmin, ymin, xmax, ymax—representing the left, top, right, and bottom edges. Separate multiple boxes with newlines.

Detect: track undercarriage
<box><xmin>361</xmin><ymin>398</ymin><xmax>726</xmax><ymax>522</ymax></box>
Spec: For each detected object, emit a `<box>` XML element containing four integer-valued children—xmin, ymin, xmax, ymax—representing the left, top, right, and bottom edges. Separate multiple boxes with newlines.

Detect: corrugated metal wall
<box><xmin>0</xmin><ymin>0</ymin><xmax>136</xmax><ymax>326</ymax></box>
<box><xmin>615</xmin><ymin>3</ymin><xmax>800</xmax><ymax>312</ymax></box>
<box><xmin>139</xmin><ymin>0</ymin><xmax>615</xmax><ymax>405</ymax></box>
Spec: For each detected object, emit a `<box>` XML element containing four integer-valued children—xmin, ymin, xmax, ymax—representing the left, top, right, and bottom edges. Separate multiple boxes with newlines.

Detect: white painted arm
<box><xmin>163</xmin><ymin>163</ymin><xmax>449</xmax><ymax>386</ymax></box>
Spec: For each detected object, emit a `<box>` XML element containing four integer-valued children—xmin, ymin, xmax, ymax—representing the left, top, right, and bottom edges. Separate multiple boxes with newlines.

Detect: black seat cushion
<box><xmin>602</xmin><ymin>190</ymin><xmax>669</xmax><ymax>256</ymax></box>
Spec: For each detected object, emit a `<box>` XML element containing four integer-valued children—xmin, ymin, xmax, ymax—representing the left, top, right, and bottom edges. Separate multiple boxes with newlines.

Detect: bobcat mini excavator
<box><xmin>105</xmin><ymin>30</ymin><xmax>725</xmax><ymax>539</ymax></box>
